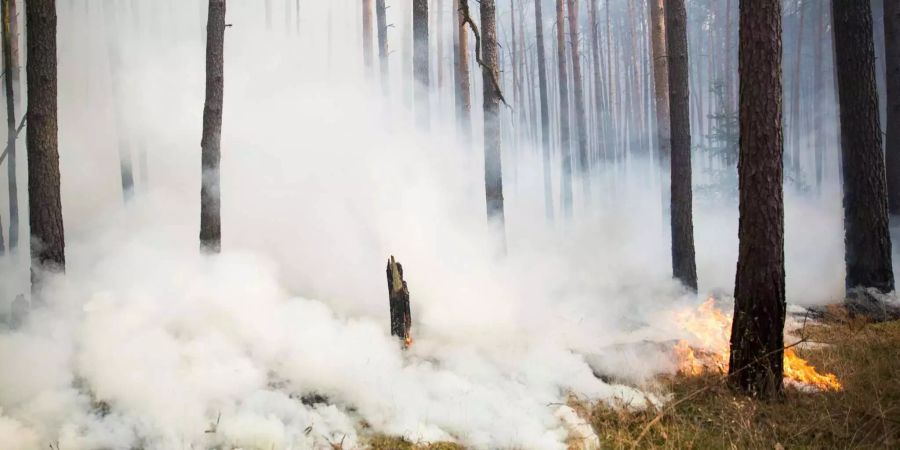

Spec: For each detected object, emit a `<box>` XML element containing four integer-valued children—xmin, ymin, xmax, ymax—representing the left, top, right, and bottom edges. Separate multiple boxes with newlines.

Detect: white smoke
<box><xmin>0</xmin><ymin>1</ymin><xmax>851</xmax><ymax>449</ymax></box>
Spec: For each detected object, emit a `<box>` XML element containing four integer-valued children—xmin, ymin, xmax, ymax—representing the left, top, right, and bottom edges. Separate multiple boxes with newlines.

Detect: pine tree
<box><xmin>3</xmin><ymin>0</ymin><xmax>18</xmax><ymax>251</ymax></box>
<box><xmin>480</xmin><ymin>0</ymin><xmax>505</xmax><ymax>238</ymax></box>
<box><xmin>728</xmin><ymin>0</ymin><xmax>786</xmax><ymax>399</ymax></box>
<box><xmin>452</xmin><ymin>0</ymin><xmax>471</xmax><ymax>140</ymax></box>
<box><xmin>556</xmin><ymin>0</ymin><xmax>573</xmax><ymax>216</ymax></box>
<box><xmin>885</xmin><ymin>0</ymin><xmax>900</xmax><ymax>215</ymax></box>
<box><xmin>534</xmin><ymin>0</ymin><xmax>553</xmax><ymax>220</ymax></box>
<box><xmin>833</xmin><ymin>0</ymin><xmax>894</xmax><ymax>294</ymax></box>
<box><xmin>200</xmin><ymin>0</ymin><xmax>226</xmax><ymax>253</ymax></box>
<box><xmin>413</xmin><ymin>0</ymin><xmax>430</xmax><ymax>128</ymax></box>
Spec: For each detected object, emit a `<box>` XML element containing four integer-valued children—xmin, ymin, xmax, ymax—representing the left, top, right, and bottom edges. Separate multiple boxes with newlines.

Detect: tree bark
<box><xmin>362</xmin><ymin>0</ymin><xmax>374</xmax><ymax>77</ymax></box>
<box><xmin>833</xmin><ymin>0</ymin><xmax>894</xmax><ymax>294</ymax></box>
<box><xmin>375</xmin><ymin>0</ymin><xmax>389</xmax><ymax>94</ymax></box>
<box><xmin>588</xmin><ymin>0</ymin><xmax>607</xmax><ymax>164</ymax></box>
<box><xmin>481</xmin><ymin>0</ymin><xmax>505</xmax><ymax>237</ymax></box>
<box><xmin>26</xmin><ymin>0</ymin><xmax>66</xmax><ymax>282</ymax></box>
<box><xmin>386</xmin><ymin>256</ymin><xmax>412</xmax><ymax>348</ymax></box>
<box><xmin>413</xmin><ymin>0</ymin><xmax>430</xmax><ymax>128</ymax></box>
<box><xmin>814</xmin><ymin>0</ymin><xmax>825</xmax><ymax>195</ymax></box>
<box><xmin>535</xmin><ymin>0</ymin><xmax>554</xmax><ymax>220</ymax></box>
<box><xmin>567</xmin><ymin>0</ymin><xmax>589</xmax><ymax>198</ymax></box>
<box><xmin>885</xmin><ymin>0</ymin><xmax>900</xmax><ymax>215</ymax></box>
<box><xmin>728</xmin><ymin>0</ymin><xmax>786</xmax><ymax>399</ymax></box>
<box><xmin>200</xmin><ymin>0</ymin><xmax>226</xmax><ymax>253</ymax></box>
<box><xmin>556</xmin><ymin>0</ymin><xmax>573</xmax><ymax>217</ymax></box>
<box><xmin>452</xmin><ymin>0</ymin><xmax>471</xmax><ymax>140</ymax></box>
<box><xmin>649</xmin><ymin>0</ymin><xmax>669</xmax><ymax>217</ymax></box>
<box><xmin>3</xmin><ymin>0</ymin><xmax>18</xmax><ymax>251</ymax></box>
<box><xmin>8</xmin><ymin>0</ymin><xmax>18</xmax><ymax>98</ymax></box>
<box><xmin>665</xmin><ymin>0</ymin><xmax>697</xmax><ymax>291</ymax></box>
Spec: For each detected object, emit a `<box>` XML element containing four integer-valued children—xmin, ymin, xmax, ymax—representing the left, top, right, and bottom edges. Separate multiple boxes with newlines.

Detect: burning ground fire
<box><xmin>674</xmin><ymin>298</ymin><xmax>842</xmax><ymax>391</ymax></box>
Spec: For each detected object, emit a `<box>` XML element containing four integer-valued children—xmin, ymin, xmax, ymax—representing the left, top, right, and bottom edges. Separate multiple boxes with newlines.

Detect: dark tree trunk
<box><xmin>386</xmin><ymin>256</ymin><xmax>412</xmax><ymax>348</ymax></box>
<box><xmin>375</xmin><ymin>0</ymin><xmax>388</xmax><ymax>94</ymax></box>
<box><xmin>556</xmin><ymin>0</ymin><xmax>573</xmax><ymax>217</ymax></box>
<box><xmin>833</xmin><ymin>0</ymin><xmax>895</xmax><ymax>294</ymax></box>
<box><xmin>886</xmin><ymin>0</ymin><xmax>900</xmax><ymax>215</ymax></box>
<box><xmin>452</xmin><ymin>0</ymin><xmax>471</xmax><ymax>141</ymax></box>
<box><xmin>3</xmin><ymin>0</ymin><xmax>18</xmax><ymax>251</ymax></box>
<box><xmin>8</xmin><ymin>0</ymin><xmax>18</xmax><ymax>99</ymax></box>
<box><xmin>26</xmin><ymin>0</ymin><xmax>66</xmax><ymax>283</ymax></box>
<box><xmin>362</xmin><ymin>0</ymin><xmax>374</xmax><ymax>77</ymax></box>
<box><xmin>728</xmin><ymin>0</ymin><xmax>786</xmax><ymax>399</ymax></box>
<box><xmin>814</xmin><ymin>0</ymin><xmax>825</xmax><ymax>195</ymax></box>
<box><xmin>481</xmin><ymin>0</ymin><xmax>505</xmax><ymax>238</ymax></box>
<box><xmin>665</xmin><ymin>0</ymin><xmax>697</xmax><ymax>291</ymax></box>
<box><xmin>0</xmin><ymin>213</ymin><xmax>4</xmax><ymax>255</ymax></box>
<box><xmin>534</xmin><ymin>0</ymin><xmax>553</xmax><ymax>220</ymax></box>
<box><xmin>567</xmin><ymin>0</ymin><xmax>589</xmax><ymax>198</ymax></box>
<box><xmin>200</xmin><ymin>0</ymin><xmax>226</xmax><ymax>253</ymax></box>
<box><xmin>413</xmin><ymin>0</ymin><xmax>429</xmax><ymax>128</ymax></box>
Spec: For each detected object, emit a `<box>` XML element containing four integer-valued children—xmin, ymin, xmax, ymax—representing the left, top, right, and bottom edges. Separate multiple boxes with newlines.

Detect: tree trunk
<box><xmin>535</xmin><ymin>0</ymin><xmax>554</xmax><ymax>220</ymax></box>
<box><xmin>833</xmin><ymin>0</ymin><xmax>895</xmax><ymax>294</ymax></box>
<box><xmin>567</xmin><ymin>0</ymin><xmax>589</xmax><ymax>198</ymax></box>
<box><xmin>649</xmin><ymin>0</ymin><xmax>669</xmax><ymax>213</ymax></box>
<box><xmin>452</xmin><ymin>0</ymin><xmax>471</xmax><ymax>140</ymax></box>
<box><xmin>481</xmin><ymin>0</ymin><xmax>506</xmax><ymax>236</ymax></box>
<box><xmin>436</xmin><ymin>0</ymin><xmax>444</xmax><ymax>90</ymax></box>
<box><xmin>8</xmin><ymin>0</ymin><xmax>18</xmax><ymax>99</ymax></box>
<box><xmin>814</xmin><ymin>0</ymin><xmax>825</xmax><ymax>195</ymax></box>
<box><xmin>376</xmin><ymin>0</ymin><xmax>389</xmax><ymax>94</ymax></box>
<box><xmin>790</xmin><ymin>0</ymin><xmax>806</xmax><ymax>180</ymax></box>
<box><xmin>362</xmin><ymin>0</ymin><xmax>374</xmax><ymax>77</ymax></box>
<box><xmin>588</xmin><ymin>0</ymin><xmax>606</xmax><ymax>163</ymax></box>
<box><xmin>728</xmin><ymin>0</ymin><xmax>786</xmax><ymax>399</ymax></box>
<box><xmin>26</xmin><ymin>0</ymin><xmax>66</xmax><ymax>282</ymax></box>
<box><xmin>885</xmin><ymin>0</ymin><xmax>900</xmax><ymax>215</ymax></box>
<box><xmin>413</xmin><ymin>0</ymin><xmax>430</xmax><ymax>128</ymax></box>
<box><xmin>556</xmin><ymin>0</ymin><xmax>573</xmax><ymax>217</ymax></box>
<box><xmin>665</xmin><ymin>0</ymin><xmax>697</xmax><ymax>291</ymax></box>
<box><xmin>3</xmin><ymin>0</ymin><xmax>18</xmax><ymax>251</ymax></box>
<box><xmin>200</xmin><ymin>0</ymin><xmax>226</xmax><ymax>253</ymax></box>
<box><xmin>105</xmin><ymin>4</ymin><xmax>134</xmax><ymax>203</ymax></box>
<box><xmin>386</xmin><ymin>256</ymin><xmax>412</xmax><ymax>348</ymax></box>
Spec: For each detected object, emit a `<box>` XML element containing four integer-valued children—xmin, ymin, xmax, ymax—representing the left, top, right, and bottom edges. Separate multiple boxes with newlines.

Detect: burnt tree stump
<box><xmin>386</xmin><ymin>256</ymin><xmax>411</xmax><ymax>348</ymax></box>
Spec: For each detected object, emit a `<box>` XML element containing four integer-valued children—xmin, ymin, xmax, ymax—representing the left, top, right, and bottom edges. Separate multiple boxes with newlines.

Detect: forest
<box><xmin>0</xmin><ymin>0</ymin><xmax>898</xmax><ymax>449</ymax></box>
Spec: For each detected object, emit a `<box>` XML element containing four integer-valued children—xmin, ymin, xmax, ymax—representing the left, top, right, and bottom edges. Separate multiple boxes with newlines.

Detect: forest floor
<box><xmin>366</xmin><ymin>315</ymin><xmax>900</xmax><ymax>450</ymax></box>
<box><xmin>586</xmin><ymin>316</ymin><xmax>900</xmax><ymax>450</ymax></box>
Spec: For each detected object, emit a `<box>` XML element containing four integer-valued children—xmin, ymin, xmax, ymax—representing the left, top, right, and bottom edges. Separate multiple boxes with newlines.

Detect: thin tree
<box><xmin>813</xmin><ymin>0</ymin><xmax>825</xmax><ymax>195</ymax></box>
<box><xmin>789</xmin><ymin>0</ymin><xmax>806</xmax><ymax>179</ymax></box>
<box><xmin>363</xmin><ymin>0</ymin><xmax>374</xmax><ymax>77</ymax></box>
<box><xmin>665</xmin><ymin>0</ymin><xmax>697</xmax><ymax>290</ymax></box>
<box><xmin>833</xmin><ymin>0</ymin><xmax>894</xmax><ymax>294</ymax></box>
<box><xmin>480</xmin><ymin>0</ymin><xmax>505</xmax><ymax>237</ymax></box>
<box><xmin>566</xmin><ymin>0</ymin><xmax>589</xmax><ymax>197</ymax></box>
<box><xmin>3</xmin><ymin>0</ymin><xmax>18</xmax><ymax>251</ymax></box>
<box><xmin>376</xmin><ymin>0</ymin><xmax>389</xmax><ymax>94</ymax></box>
<box><xmin>648</xmin><ymin>0</ymin><xmax>669</xmax><ymax>213</ymax></box>
<box><xmin>200</xmin><ymin>0</ymin><xmax>226</xmax><ymax>253</ymax></box>
<box><xmin>26</xmin><ymin>0</ymin><xmax>66</xmax><ymax>284</ymax></box>
<box><xmin>886</xmin><ymin>0</ymin><xmax>900</xmax><ymax>215</ymax></box>
<box><xmin>413</xmin><ymin>0</ymin><xmax>429</xmax><ymax>128</ymax></box>
<box><xmin>556</xmin><ymin>0</ymin><xmax>573</xmax><ymax>216</ymax></box>
<box><xmin>728</xmin><ymin>0</ymin><xmax>786</xmax><ymax>399</ymax></box>
<box><xmin>453</xmin><ymin>0</ymin><xmax>471</xmax><ymax>140</ymax></box>
<box><xmin>534</xmin><ymin>0</ymin><xmax>553</xmax><ymax>220</ymax></box>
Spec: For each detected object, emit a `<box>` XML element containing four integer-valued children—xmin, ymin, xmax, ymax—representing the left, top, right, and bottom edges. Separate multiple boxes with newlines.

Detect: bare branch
<box><xmin>458</xmin><ymin>0</ymin><xmax>509</xmax><ymax>108</ymax></box>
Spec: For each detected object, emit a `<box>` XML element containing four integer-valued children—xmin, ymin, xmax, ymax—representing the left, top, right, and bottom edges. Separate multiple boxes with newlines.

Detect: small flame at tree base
<box><xmin>675</xmin><ymin>298</ymin><xmax>842</xmax><ymax>391</ymax></box>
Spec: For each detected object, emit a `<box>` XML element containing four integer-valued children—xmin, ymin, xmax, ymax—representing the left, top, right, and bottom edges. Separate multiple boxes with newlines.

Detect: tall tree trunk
<box><xmin>480</xmin><ymin>0</ymin><xmax>506</xmax><ymax>240</ymax></box>
<box><xmin>3</xmin><ymin>0</ymin><xmax>18</xmax><ymax>251</ymax></box>
<box><xmin>665</xmin><ymin>0</ymin><xmax>697</xmax><ymax>291</ymax></box>
<box><xmin>376</xmin><ymin>0</ymin><xmax>389</xmax><ymax>93</ymax></box>
<box><xmin>556</xmin><ymin>0</ymin><xmax>573</xmax><ymax>216</ymax></box>
<box><xmin>833</xmin><ymin>0</ymin><xmax>895</xmax><ymax>294</ymax></box>
<box><xmin>649</xmin><ymin>0</ymin><xmax>669</xmax><ymax>213</ymax></box>
<box><xmin>790</xmin><ymin>0</ymin><xmax>806</xmax><ymax>180</ymax></box>
<box><xmin>728</xmin><ymin>0</ymin><xmax>786</xmax><ymax>399</ymax></box>
<box><xmin>26</xmin><ymin>0</ymin><xmax>66</xmax><ymax>283</ymax></box>
<box><xmin>885</xmin><ymin>0</ymin><xmax>900</xmax><ymax>215</ymax></box>
<box><xmin>452</xmin><ymin>0</ymin><xmax>471</xmax><ymax>140</ymax></box>
<box><xmin>567</xmin><ymin>0</ymin><xmax>589</xmax><ymax>198</ymax></box>
<box><xmin>535</xmin><ymin>0</ymin><xmax>554</xmax><ymax>220</ymax></box>
<box><xmin>105</xmin><ymin>4</ymin><xmax>134</xmax><ymax>203</ymax></box>
<box><xmin>813</xmin><ymin>0</ymin><xmax>825</xmax><ymax>196</ymax></box>
<box><xmin>436</xmin><ymin>0</ymin><xmax>444</xmax><ymax>90</ymax></box>
<box><xmin>363</xmin><ymin>0</ymin><xmax>374</xmax><ymax>77</ymax></box>
<box><xmin>200</xmin><ymin>0</ymin><xmax>226</xmax><ymax>253</ymax></box>
<box><xmin>413</xmin><ymin>0</ymin><xmax>430</xmax><ymax>128</ymax></box>
<box><xmin>588</xmin><ymin>0</ymin><xmax>606</xmax><ymax>163</ymax></box>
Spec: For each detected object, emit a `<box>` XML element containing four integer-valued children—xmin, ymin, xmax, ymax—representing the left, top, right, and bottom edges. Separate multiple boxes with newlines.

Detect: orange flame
<box><xmin>675</xmin><ymin>298</ymin><xmax>842</xmax><ymax>391</ymax></box>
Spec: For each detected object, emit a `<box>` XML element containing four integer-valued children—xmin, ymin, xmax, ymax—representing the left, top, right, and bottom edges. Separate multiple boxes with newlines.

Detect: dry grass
<box><xmin>365</xmin><ymin>435</ymin><xmax>465</xmax><ymax>450</ymax></box>
<box><xmin>588</xmin><ymin>319</ymin><xmax>900</xmax><ymax>449</ymax></box>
